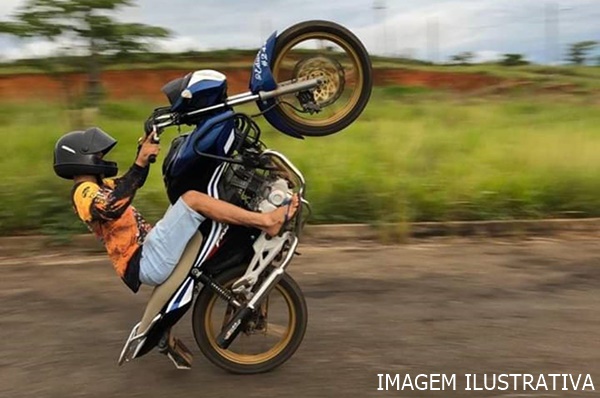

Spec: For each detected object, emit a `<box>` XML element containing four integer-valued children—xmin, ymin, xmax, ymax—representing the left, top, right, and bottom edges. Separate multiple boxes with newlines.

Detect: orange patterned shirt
<box><xmin>71</xmin><ymin>164</ymin><xmax>152</xmax><ymax>292</ymax></box>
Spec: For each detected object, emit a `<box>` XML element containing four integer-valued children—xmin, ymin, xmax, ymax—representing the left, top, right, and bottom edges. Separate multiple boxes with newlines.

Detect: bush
<box><xmin>2</xmin><ymin>91</ymin><xmax>600</xmax><ymax>235</ymax></box>
<box><xmin>499</xmin><ymin>54</ymin><xmax>529</xmax><ymax>67</ymax></box>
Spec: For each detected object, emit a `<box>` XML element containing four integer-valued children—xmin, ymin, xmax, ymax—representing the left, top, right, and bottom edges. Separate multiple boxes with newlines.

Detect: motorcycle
<box><xmin>118</xmin><ymin>20</ymin><xmax>372</xmax><ymax>374</ymax></box>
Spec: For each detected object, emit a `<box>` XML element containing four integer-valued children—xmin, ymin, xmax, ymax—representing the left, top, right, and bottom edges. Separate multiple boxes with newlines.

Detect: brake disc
<box><xmin>292</xmin><ymin>55</ymin><xmax>345</xmax><ymax>108</ymax></box>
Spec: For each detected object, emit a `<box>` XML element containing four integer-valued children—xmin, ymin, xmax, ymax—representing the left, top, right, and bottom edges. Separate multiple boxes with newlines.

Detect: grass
<box><xmin>2</xmin><ymin>88</ymin><xmax>600</xmax><ymax>236</ymax></box>
<box><xmin>367</xmin><ymin>61</ymin><xmax>600</xmax><ymax>91</ymax></box>
<box><xmin>272</xmin><ymin>91</ymin><xmax>600</xmax><ymax>224</ymax></box>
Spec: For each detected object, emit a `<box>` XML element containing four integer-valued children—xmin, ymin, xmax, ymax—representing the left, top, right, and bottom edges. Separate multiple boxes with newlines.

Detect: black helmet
<box><xmin>53</xmin><ymin>127</ymin><xmax>118</xmax><ymax>180</ymax></box>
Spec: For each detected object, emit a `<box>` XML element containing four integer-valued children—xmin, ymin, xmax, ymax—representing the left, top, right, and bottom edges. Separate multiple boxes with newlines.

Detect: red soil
<box><xmin>374</xmin><ymin>68</ymin><xmax>504</xmax><ymax>91</ymax></box>
<box><xmin>0</xmin><ymin>67</ymin><xmax>505</xmax><ymax>102</ymax></box>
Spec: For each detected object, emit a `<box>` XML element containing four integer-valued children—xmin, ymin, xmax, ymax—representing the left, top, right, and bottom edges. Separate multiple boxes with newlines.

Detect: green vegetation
<box><xmin>566</xmin><ymin>41</ymin><xmax>598</xmax><ymax>65</ymax></box>
<box><xmin>2</xmin><ymin>88</ymin><xmax>600</xmax><ymax>236</ymax></box>
<box><xmin>499</xmin><ymin>54</ymin><xmax>529</xmax><ymax>67</ymax></box>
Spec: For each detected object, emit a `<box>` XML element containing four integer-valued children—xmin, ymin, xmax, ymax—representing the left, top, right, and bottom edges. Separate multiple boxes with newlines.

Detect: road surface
<box><xmin>1</xmin><ymin>237</ymin><xmax>599</xmax><ymax>397</ymax></box>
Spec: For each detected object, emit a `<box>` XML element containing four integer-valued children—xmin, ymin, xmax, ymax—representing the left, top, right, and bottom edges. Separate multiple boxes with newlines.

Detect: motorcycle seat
<box><xmin>138</xmin><ymin>231</ymin><xmax>203</xmax><ymax>334</ymax></box>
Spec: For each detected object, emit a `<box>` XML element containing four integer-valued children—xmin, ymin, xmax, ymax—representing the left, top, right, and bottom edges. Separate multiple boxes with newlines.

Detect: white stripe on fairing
<box><xmin>61</xmin><ymin>145</ymin><xmax>76</xmax><ymax>154</ymax></box>
<box><xmin>196</xmin><ymin>166</ymin><xmax>222</xmax><ymax>262</ymax></box>
<box><xmin>195</xmin><ymin>220</ymin><xmax>217</xmax><ymax>268</ymax></box>
<box><xmin>212</xmin><ymin>164</ymin><xmax>226</xmax><ymax>200</ymax></box>
<box><xmin>179</xmin><ymin>279</ymin><xmax>194</xmax><ymax>308</ymax></box>
<box><xmin>224</xmin><ymin>129</ymin><xmax>235</xmax><ymax>155</ymax></box>
<box><xmin>166</xmin><ymin>278</ymin><xmax>194</xmax><ymax>313</ymax></box>
<box><xmin>166</xmin><ymin>283</ymin><xmax>182</xmax><ymax>313</ymax></box>
<box><xmin>166</xmin><ymin>280</ymin><xmax>185</xmax><ymax>313</ymax></box>
<box><xmin>206</xmin><ymin>164</ymin><xmax>227</xmax><ymax>255</ymax></box>
<box><xmin>165</xmin><ymin>162</ymin><xmax>229</xmax><ymax>314</ymax></box>
<box><xmin>194</xmin><ymin>166</ymin><xmax>221</xmax><ymax>264</ymax></box>
<box><xmin>193</xmin><ymin>164</ymin><xmax>227</xmax><ymax>268</ymax></box>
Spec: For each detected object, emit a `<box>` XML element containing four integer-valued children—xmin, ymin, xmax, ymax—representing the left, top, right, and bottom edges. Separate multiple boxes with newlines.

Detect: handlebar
<box><xmin>147</xmin><ymin>132</ymin><xmax>160</xmax><ymax>164</ymax></box>
<box><xmin>141</xmin><ymin>78</ymin><xmax>324</xmax><ymax>164</ymax></box>
<box><xmin>148</xmin><ymin>78</ymin><xmax>323</xmax><ymax>131</ymax></box>
<box><xmin>141</xmin><ymin>118</ymin><xmax>164</xmax><ymax>164</ymax></box>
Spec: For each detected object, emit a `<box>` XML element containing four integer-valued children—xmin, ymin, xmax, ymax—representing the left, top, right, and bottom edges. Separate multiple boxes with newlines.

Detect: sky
<box><xmin>0</xmin><ymin>0</ymin><xmax>599</xmax><ymax>64</ymax></box>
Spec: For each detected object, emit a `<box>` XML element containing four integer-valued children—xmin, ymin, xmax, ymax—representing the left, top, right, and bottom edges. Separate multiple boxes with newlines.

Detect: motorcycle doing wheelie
<box><xmin>118</xmin><ymin>20</ymin><xmax>372</xmax><ymax>373</ymax></box>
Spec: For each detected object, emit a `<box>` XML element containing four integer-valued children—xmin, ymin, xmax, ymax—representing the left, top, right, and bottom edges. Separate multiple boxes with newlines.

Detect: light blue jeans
<box><xmin>139</xmin><ymin>197</ymin><xmax>205</xmax><ymax>286</ymax></box>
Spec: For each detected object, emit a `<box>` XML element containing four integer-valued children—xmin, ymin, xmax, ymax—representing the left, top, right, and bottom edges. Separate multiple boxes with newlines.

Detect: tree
<box><xmin>499</xmin><ymin>53</ymin><xmax>529</xmax><ymax>67</ymax></box>
<box><xmin>450</xmin><ymin>51</ymin><xmax>474</xmax><ymax>65</ymax></box>
<box><xmin>0</xmin><ymin>0</ymin><xmax>170</xmax><ymax>105</ymax></box>
<box><xmin>566</xmin><ymin>41</ymin><xmax>598</xmax><ymax>65</ymax></box>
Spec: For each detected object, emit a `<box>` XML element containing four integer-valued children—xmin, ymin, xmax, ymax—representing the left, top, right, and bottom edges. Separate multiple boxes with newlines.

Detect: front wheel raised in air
<box><xmin>269</xmin><ymin>20</ymin><xmax>373</xmax><ymax>137</ymax></box>
<box><xmin>192</xmin><ymin>265</ymin><xmax>308</xmax><ymax>374</ymax></box>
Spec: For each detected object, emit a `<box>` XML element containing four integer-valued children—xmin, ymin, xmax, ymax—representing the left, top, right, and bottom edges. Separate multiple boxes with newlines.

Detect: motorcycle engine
<box><xmin>220</xmin><ymin>162</ymin><xmax>292</xmax><ymax>213</ymax></box>
<box><xmin>257</xmin><ymin>178</ymin><xmax>292</xmax><ymax>213</ymax></box>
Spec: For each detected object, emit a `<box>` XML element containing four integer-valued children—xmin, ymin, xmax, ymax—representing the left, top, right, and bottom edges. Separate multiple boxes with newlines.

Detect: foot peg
<box><xmin>159</xmin><ymin>334</ymin><xmax>193</xmax><ymax>370</ymax></box>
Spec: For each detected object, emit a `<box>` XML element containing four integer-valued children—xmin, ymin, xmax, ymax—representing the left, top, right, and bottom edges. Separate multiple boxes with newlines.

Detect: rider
<box><xmin>53</xmin><ymin>126</ymin><xmax>299</xmax><ymax>367</ymax></box>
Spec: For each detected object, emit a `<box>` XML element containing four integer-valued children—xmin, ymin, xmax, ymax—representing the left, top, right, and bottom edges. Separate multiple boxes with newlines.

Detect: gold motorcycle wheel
<box><xmin>192</xmin><ymin>265</ymin><xmax>308</xmax><ymax>374</ymax></box>
<box><xmin>267</xmin><ymin>20</ymin><xmax>373</xmax><ymax>137</ymax></box>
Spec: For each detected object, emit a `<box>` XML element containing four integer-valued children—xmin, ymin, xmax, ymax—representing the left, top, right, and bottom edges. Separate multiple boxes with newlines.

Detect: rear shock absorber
<box><xmin>195</xmin><ymin>271</ymin><xmax>254</xmax><ymax>349</ymax></box>
<box><xmin>197</xmin><ymin>273</ymin><xmax>241</xmax><ymax>308</ymax></box>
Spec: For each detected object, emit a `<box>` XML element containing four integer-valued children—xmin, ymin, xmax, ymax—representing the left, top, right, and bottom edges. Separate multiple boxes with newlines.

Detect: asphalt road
<box><xmin>1</xmin><ymin>237</ymin><xmax>599</xmax><ymax>397</ymax></box>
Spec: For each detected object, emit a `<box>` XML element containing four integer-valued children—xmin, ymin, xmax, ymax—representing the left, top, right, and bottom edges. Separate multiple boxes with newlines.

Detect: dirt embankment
<box><xmin>0</xmin><ymin>67</ymin><xmax>505</xmax><ymax>102</ymax></box>
<box><xmin>374</xmin><ymin>68</ymin><xmax>504</xmax><ymax>91</ymax></box>
<box><xmin>0</xmin><ymin>68</ymin><xmax>255</xmax><ymax>102</ymax></box>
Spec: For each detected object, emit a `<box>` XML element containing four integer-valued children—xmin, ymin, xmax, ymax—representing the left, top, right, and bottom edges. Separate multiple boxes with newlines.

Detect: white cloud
<box><xmin>0</xmin><ymin>0</ymin><xmax>599</xmax><ymax>63</ymax></box>
<box><xmin>155</xmin><ymin>36</ymin><xmax>203</xmax><ymax>53</ymax></box>
<box><xmin>0</xmin><ymin>0</ymin><xmax>23</xmax><ymax>19</ymax></box>
<box><xmin>473</xmin><ymin>50</ymin><xmax>502</xmax><ymax>63</ymax></box>
<box><xmin>356</xmin><ymin>0</ymin><xmax>600</xmax><ymax>62</ymax></box>
<box><xmin>3</xmin><ymin>40</ymin><xmax>58</xmax><ymax>59</ymax></box>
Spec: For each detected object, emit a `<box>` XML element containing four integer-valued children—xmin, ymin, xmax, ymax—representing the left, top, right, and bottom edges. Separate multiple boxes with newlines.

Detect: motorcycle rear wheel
<box><xmin>270</xmin><ymin>20</ymin><xmax>373</xmax><ymax>137</ymax></box>
<box><xmin>192</xmin><ymin>265</ymin><xmax>308</xmax><ymax>374</ymax></box>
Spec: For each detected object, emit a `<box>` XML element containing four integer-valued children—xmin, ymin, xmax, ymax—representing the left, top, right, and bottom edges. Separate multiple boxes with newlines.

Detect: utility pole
<box><xmin>373</xmin><ymin>0</ymin><xmax>388</xmax><ymax>56</ymax></box>
<box><xmin>427</xmin><ymin>18</ymin><xmax>440</xmax><ymax>63</ymax></box>
<box><xmin>545</xmin><ymin>2</ymin><xmax>559</xmax><ymax>64</ymax></box>
<box><xmin>545</xmin><ymin>2</ymin><xmax>576</xmax><ymax>64</ymax></box>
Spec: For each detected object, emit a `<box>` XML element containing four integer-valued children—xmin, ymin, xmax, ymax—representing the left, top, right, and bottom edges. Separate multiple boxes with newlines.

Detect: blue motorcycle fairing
<box><xmin>165</xmin><ymin>110</ymin><xmax>236</xmax><ymax>180</ymax></box>
<box><xmin>250</xmin><ymin>32</ymin><xmax>304</xmax><ymax>140</ymax></box>
<box><xmin>249</xmin><ymin>32</ymin><xmax>278</xmax><ymax>94</ymax></box>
